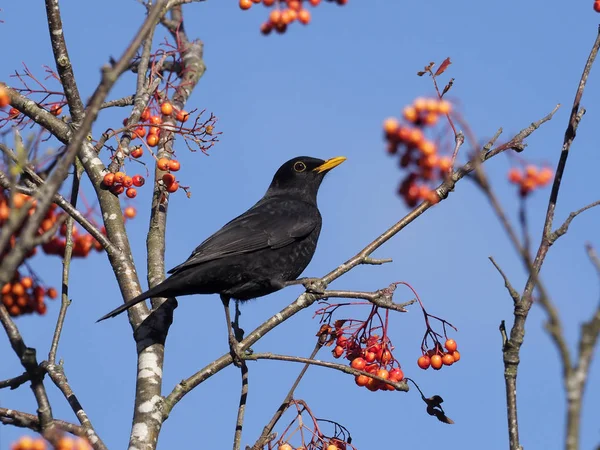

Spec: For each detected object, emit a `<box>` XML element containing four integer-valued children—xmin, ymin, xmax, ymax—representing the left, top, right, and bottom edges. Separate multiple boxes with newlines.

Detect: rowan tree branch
<box><xmin>45</xmin><ymin>0</ymin><xmax>85</xmax><ymax>123</ymax></box>
<box><xmin>0</xmin><ymin>407</ymin><xmax>84</xmax><ymax>437</ymax></box>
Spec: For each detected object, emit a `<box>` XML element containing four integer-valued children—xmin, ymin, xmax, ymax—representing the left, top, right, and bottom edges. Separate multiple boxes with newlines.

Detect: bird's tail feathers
<box><xmin>96</xmin><ymin>284</ymin><xmax>166</xmax><ymax>322</ymax></box>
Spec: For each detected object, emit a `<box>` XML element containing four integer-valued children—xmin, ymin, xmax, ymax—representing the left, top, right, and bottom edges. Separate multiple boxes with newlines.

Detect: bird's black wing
<box><xmin>167</xmin><ymin>199</ymin><xmax>320</xmax><ymax>274</ymax></box>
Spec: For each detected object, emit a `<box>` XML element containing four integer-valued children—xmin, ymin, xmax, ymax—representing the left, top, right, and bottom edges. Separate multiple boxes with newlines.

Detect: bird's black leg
<box><xmin>284</xmin><ymin>277</ymin><xmax>328</xmax><ymax>294</ymax></box>
<box><xmin>221</xmin><ymin>294</ymin><xmax>244</xmax><ymax>367</ymax></box>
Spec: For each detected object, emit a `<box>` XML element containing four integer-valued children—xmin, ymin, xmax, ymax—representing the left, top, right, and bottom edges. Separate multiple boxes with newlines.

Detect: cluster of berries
<box><xmin>333</xmin><ymin>333</ymin><xmax>404</xmax><ymax>391</ymax></box>
<box><xmin>278</xmin><ymin>442</ymin><xmax>346</xmax><ymax>450</ymax></box>
<box><xmin>417</xmin><ymin>339</ymin><xmax>460</xmax><ymax>371</ymax></box>
<box><xmin>102</xmin><ymin>171</ymin><xmax>145</xmax><ymax>198</ymax></box>
<box><xmin>507</xmin><ymin>165</ymin><xmax>553</xmax><ymax>197</ymax></box>
<box><xmin>239</xmin><ymin>0</ymin><xmax>347</xmax><ymax>35</ymax></box>
<box><xmin>1</xmin><ymin>271</ymin><xmax>57</xmax><ymax>317</ymax></box>
<box><xmin>383</xmin><ymin>97</ymin><xmax>453</xmax><ymax>207</ymax></box>
<box><xmin>0</xmin><ymin>190</ymin><xmax>103</xmax><ymax>259</ymax></box>
<box><xmin>10</xmin><ymin>436</ymin><xmax>91</xmax><ymax>450</ymax></box>
<box><xmin>125</xmin><ymin>103</ymin><xmax>189</xmax><ymax>148</ymax></box>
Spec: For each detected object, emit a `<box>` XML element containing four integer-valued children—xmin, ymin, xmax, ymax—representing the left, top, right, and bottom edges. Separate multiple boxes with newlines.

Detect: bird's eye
<box><xmin>293</xmin><ymin>161</ymin><xmax>306</xmax><ymax>172</ymax></box>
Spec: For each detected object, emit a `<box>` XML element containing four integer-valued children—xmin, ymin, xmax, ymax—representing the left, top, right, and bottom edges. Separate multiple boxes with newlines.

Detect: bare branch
<box><xmin>489</xmin><ymin>257</ymin><xmax>520</xmax><ymax>304</ymax></box>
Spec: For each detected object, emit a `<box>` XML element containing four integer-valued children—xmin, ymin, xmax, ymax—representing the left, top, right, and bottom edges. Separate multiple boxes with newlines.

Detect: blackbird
<box><xmin>97</xmin><ymin>156</ymin><xmax>345</xmax><ymax>353</ymax></box>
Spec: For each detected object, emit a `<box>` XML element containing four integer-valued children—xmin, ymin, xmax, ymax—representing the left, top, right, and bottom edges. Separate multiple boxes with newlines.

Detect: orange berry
<box><xmin>442</xmin><ymin>353</ymin><xmax>455</xmax><ymax>366</ymax></box>
<box><xmin>403</xmin><ymin>106</ymin><xmax>418</xmax><ymax>123</ymax></box>
<box><xmin>168</xmin><ymin>160</ymin><xmax>181</xmax><ymax>171</ymax></box>
<box><xmin>50</xmin><ymin>104</ymin><xmax>62</xmax><ymax>116</ymax></box>
<box><xmin>376</xmin><ymin>368</ymin><xmax>389</xmax><ymax>380</ymax></box>
<box><xmin>332</xmin><ymin>345</ymin><xmax>344</xmax><ymax>358</ymax></box>
<box><xmin>383</xmin><ymin>117</ymin><xmax>399</xmax><ymax>135</ymax></box>
<box><xmin>309</xmin><ymin>0</ymin><xmax>321</xmax><ymax>5</ymax></box>
<box><xmin>126</xmin><ymin>187</ymin><xmax>137</xmax><ymax>198</ymax></box>
<box><xmin>134</xmin><ymin>126</ymin><xmax>146</xmax><ymax>138</ymax></box>
<box><xmin>160</xmin><ymin>102</ymin><xmax>173</xmax><ymax>115</ymax></box>
<box><xmin>46</xmin><ymin>287</ymin><xmax>58</xmax><ymax>299</ymax></box>
<box><xmin>130</xmin><ymin>147</ymin><xmax>143</xmax><ymax>158</ymax></box>
<box><xmin>114</xmin><ymin>172</ymin><xmax>125</xmax><ymax>184</ymax></box>
<box><xmin>355</xmin><ymin>374</ymin><xmax>370</xmax><ymax>387</ymax></box>
<box><xmin>269</xmin><ymin>10</ymin><xmax>282</xmax><ymax>24</ymax></box>
<box><xmin>281</xmin><ymin>9</ymin><xmax>296</xmax><ymax>24</ymax></box>
<box><xmin>147</xmin><ymin>134</ymin><xmax>159</xmax><ymax>147</ymax></box>
<box><xmin>122</xmin><ymin>176</ymin><xmax>133</xmax><ymax>188</ymax></box>
<box><xmin>124</xmin><ymin>206</ymin><xmax>137</xmax><ymax>219</ymax></box>
<box><xmin>297</xmin><ymin>8</ymin><xmax>311</xmax><ymax>24</ymax></box>
<box><xmin>21</xmin><ymin>276</ymin><xmax>33</xmax><ymax>289</ymax></box>
<box><xmin>413</xmin><ymin>97</ymin><xmax>427</xmax><ymax>112</ymax></box>
<box><xmin>1</xmin><ymin>283</ymin><xmax>11</xmax><ymax>295</ymax></box>
<box><xmin>176</xmin><ymin>109</ymin><xmax>189</xmax><ymax>122</ymax></box>
<box><xmin>278</xmin><ymin>444</ymin><xmax>292</xmax><ymax>450</ymax></box>
<box><xmin>263</xmin><ymin>0</ymin><xmax>275</xmax><ymax>5</ymax></box>
<box><xmin>157</xmin><ymin>158</ymin><xmax>170</xmax><ymax>171</ymax></box>
<box><xmin>150</xmin><ymin>115</ymin><xmax>162</xmax><ymax>125</ymax></box>
<box><xmin>407</xmin><ymin>128</ymin><xmax>424</xmax><ymax>146</ymax></box>
<box><xmin>0</xmin><ymin>87</ymin><xmax>9</xmax><ymax>108</ymax></box>
<box><xmin>162</xmin><ymin>173</ymin><xmax>176</xmax><ymax>186</ymax></box>
<box><xmin>525</xmin><ymin>165</ymin><xmax>538</xmax><ymax>178</ymax></box>
<box><xmin>103</xmin><ymin>173</ymin><xmax>115</xmax><ymax>186</ymax></box>
<box><xmin>239</xmin><ymin>0</ymin><xmax>252</xmax><ymax>9</ymax></box>
<box><xmin>437</xmin><ymin>100</ymin><xmax>452</xmax><ymax>114</ymax></box>
<box><xmin>288</xmin><ymin>0</ymin><xmax>302</xmax><ymax>10</ymax></box>
<box><xmin>148</xmin><ymin>126</ymin><xmax>160</xmax><ymax>136</ymax></box>
<box><xmin>141</xmin><ymin>109</ymin><xmax>150</xmax><ymax>121</ymax></box>
<box><xmin>12</xmin><ymin>283</ymin><xmax>25</xmax><ymax>296</ymax></box>
<box><xmin>444</xmin><ymin>338</ymin><xmax>457</xmax><ymax>352</ymax></box>
<box><xmin>418</xmin><ymin>140</ymin><xmax>436</xmax><ymax>156</ymax></box>
<box><xmin>507</xmin><ymin>168</ymin><xmax>523</xmax><ymax>184</ymax></box>
<box><xmin>430</xmin><ymin>354</ymin><xmax>443</xmax><ymax>370</ymax></box>
<box><xmin>32</xmin><ymin>438</ymin><xmax>46</xmax><ymax>450</ymax></box>
<box><xmin>438</xmin><ymin>156</ymin><xmax>452</xmax><ymax>172</ymax></box>
<box><xmin>166</xmin><ymin>181</ymin><xmax>179</xmax><ymax>193</ymax></box>
<box><xmin>422</xmin><ymin>112</ymin><xmax>439</xmax><ymax>126</ymax></box>
<box><xmin>537</xmin><ymin>167</ymin><xmax>553</xmax><ymax>186</ymax></box>
<box><xmin>452</xmin><ymin>350</ymin><xmax>461</xmax><ymax>362</ymax></box>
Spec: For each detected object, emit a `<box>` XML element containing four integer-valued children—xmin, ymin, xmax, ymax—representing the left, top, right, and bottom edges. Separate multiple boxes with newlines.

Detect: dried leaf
<box><xmin>442</xmin><ymin>78</ymin><xmax>454</xmax><ymax>97</ymax></box>
<box><xmin>434</xmin><ymin>57</ymin><xmax>452</xmax><ymax>77</ymax></box>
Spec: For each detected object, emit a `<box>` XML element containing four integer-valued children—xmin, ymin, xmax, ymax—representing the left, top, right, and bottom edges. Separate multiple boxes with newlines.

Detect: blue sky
<box><xmin>1</xmin><ymin>1</ymin><xmax>600</xmax><ymax>449</ymax></box>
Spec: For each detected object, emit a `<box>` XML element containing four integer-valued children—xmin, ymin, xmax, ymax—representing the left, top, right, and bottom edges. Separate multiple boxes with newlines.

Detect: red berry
<box><xmin>452</xmin><ymin>350</ymin><xmax>461</xmax><ymax>362</ymax></box>
<box><xmin>126</xmin><ymin>187</ymin><xmax>137</xmax><ymax>198</ymax></box>
<box><xmin>134</xmin><ymin>126</ymin><xmax>146</xmax><ymax>138</ymax></box>
<box><xmin>168</xmin><ymin>160</ymin><xmax>181</xmax><ymax>171</ymax></box>
<box><xmin>132</xmin><ymin>175</ymin><xmax>145</xmax><ymax>187</ymax></box>
<box><xmin>123</xmin><ymin>176</ymin><xmax>133</xmax><ymax>188</ymax></box>
<box><xmin>124</xmin><ymin>206</ymin><xmax>137</xmax><ymax>218</ymax></box>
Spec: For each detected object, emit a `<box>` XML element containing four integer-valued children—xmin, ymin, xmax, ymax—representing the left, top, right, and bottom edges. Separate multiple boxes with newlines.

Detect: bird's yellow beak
<box><xmin>313</xmin><ymin>156</ymin><xmax>347</xmax><ymax>173</ymax></box>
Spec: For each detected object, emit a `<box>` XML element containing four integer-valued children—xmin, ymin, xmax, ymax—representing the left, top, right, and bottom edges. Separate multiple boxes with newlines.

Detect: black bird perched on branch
<box><xmin>97</xmin><ymin>156</ymin><xmax>345</xmax><ymax>355</ymax></box>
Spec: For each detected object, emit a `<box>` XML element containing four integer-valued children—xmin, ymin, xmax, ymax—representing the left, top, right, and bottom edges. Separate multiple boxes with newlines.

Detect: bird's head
<box><xmin>266</xmin><ymin>156</ymin><xmax>346</xmax><ymax>203</ymax></box>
